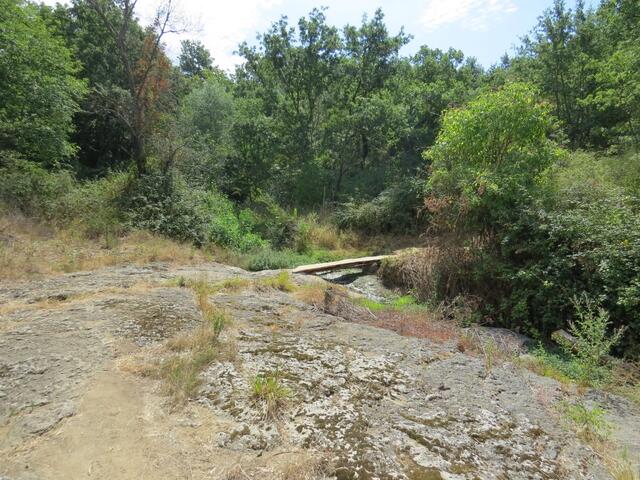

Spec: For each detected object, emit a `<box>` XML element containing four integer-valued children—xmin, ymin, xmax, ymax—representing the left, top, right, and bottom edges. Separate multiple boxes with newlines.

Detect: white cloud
<box><xmin>41</xmin><ymin>0</ymin><xmax>283</xmax><ymax>71</ymax></box>
<box><xmin>420</xmin><ymin>0</ymin><xmax>517</xmax><ymax>32</ymax></box>
<box><xmin>136</xmin><ymin>0</ymin><xmax>283</xmax><ymax>71</ymax></box>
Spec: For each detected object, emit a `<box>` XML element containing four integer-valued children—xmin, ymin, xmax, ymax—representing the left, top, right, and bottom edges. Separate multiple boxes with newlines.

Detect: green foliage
<box><xmin>204</xmin><ymin>309</ymin><xmax>227</xmax><ymax>340</ymax></box>
<box><xmin>0</xmin><ymin>154</ymin><xmax>76</xmax><ymax>217</ymax></box>
<box><xmin>244</xmin><ymin>247</ymin><xmax>340</xmax><ymax>271</ymax></box>
<box><xmin>512</xmin><ymin>0</ymin><xmax>640</xmax><ymax>150</ymax></box>
<box><xmin>124</xmin><ymin>173</ymin><xmax>209</xmax><ymax>245</ymax></box>
<box><xmin>199</xmin><ymin>192</ymin><xmax>267</xmax><ymax>252</ymax></box>
<box><xmin>41</xmin><ymin>0</ymin><xmax>141</xmax><ymax>171</ymax></box>
<box><xmin>495</xmin><ymin>151</ymin><xmax>640</xmax><ymax>354</ymax></box>
<box><xmin>179</xmin><ymin>74</ymin><xmax>234</xmax><ymax>154</ymax></box>
<box><xmin>0</xmin><ymin>0</ymin><xmax>86</xmax><ymax>165</ymax></box>
<box><xmin>179</xmin><ymin>40</ymin><xmax>213</xmax><ymax>78</ymax></box>
<box><xmin>0</xmin><ymin>153</ymin><xmax>129</xmax><ymax>238</ymax></box>
<box><xmin>124</xmin><ymin>172</ymin><xmax>268</xmax><ymax>251</ymax></box>
<box><xmin>527</xmin><ymin>345</ymin><xmax>578</xmax><ymax>384</ymax></box>
<box><xmin>246</xmin><ymin>193</ymin><xmax>298</xmax><ymax>249</ymax></box>
<box><xmin>426</xmin><ymin>82</ymin><xmax>561</xmax><ymax>232</ymax></box>
<box><xmin>336</xmin><ymin>178</ymin><xmax>424</xmax><ymax>233</ymax></box>
<box><xmin>560</xmin><ymin>400</ymin><xmax>611</xmax><ymax>442</ymax></box>
<box><xmin>357</xmin><ymin>295</ymin><xmax>423</xmax><ymax>312</ymax></box>
<box><xmin>561</xmin><ymin>295</ymin><xmax>624</xmax><ymax>386</ymax></box>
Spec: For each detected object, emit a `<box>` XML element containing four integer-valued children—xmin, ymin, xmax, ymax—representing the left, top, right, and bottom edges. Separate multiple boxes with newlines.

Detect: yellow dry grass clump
<box><xmin>0</xmin><ymin>214</ymin><xmax>210</xmax><ymax>280</ymax></box>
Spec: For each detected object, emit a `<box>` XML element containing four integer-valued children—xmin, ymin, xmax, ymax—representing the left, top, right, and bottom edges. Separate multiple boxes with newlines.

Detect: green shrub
<box><xmin>246</xmin><ymin>192</ymin><xmax>298</xmax><ymax>248</ymax></box>
<box><xmin>0</xmin><ymin>154</ymin><xmax>129</xmax><ymax>240</ymax></box>
<box><xmin>244</xmin><ymin>247</ymin><xmax>339</xmax><ymax>271</ymax></box>
<box><xmin>561</xmin><ymin>295</ymin><xmax>624</xmax><ymax>386</ymax></box>
<box><xmin>57</xmin><ymin>172</ymin><xmax>130</xmax><ymax>238</ymax></box>
<box><xmin>199</xmin><ymin>191</ymin><xmax>267</xmax><ymax>252</ymax></box>
<box><xmin>495</xmin><ymin>180</ymin><xmax>640</xmax><ymax>355</ymax></box>
<box><xmin>245</xmin><ymin>248</ymin><xmax>309</xmax><ymax>271</ymax></box>
<box><xmin>560</xmin><ymin>401</ymin><xmax>611</xmax><ymax>442</ymax></box>
<box><xmin>124</xmin><ymin>172</ymin><xmax>268</xmax><ymax>251</ymax></box>
<box><xmin>0</xmin><ymin>154</ymin><xmax>75</xmax><ymax>217</ymax></box>
<box><xmin>123</xmin><ymin>172</ymin><xmax>208</xmax><ymax>245</ymax></box>
<box><xmin>425</xmin><ymin>82</ymin><xmax>561</xmax><ymax>234</ymax></box>
<box><xmin>336</xmin><ymin>177</ymin><xmax>424</xmax><ymax>234</ymax></box>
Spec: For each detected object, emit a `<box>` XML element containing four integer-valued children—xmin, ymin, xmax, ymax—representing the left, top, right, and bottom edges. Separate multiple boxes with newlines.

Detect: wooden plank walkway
<box><xmin>292</xmin><ymin>255</ymin><xmax>390</xmax><ymax>274</ymax></box>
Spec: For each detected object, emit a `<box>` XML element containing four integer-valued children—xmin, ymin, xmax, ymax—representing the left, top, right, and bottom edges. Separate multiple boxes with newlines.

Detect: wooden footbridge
<box><xmin>292</xmin><ymin>255</ymin><xmax>390</xmax><ymax>275</ymax></box>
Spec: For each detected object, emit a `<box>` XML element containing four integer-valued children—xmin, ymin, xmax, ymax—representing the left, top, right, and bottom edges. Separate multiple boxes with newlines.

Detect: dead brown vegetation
<box><xmin>378</xmin><ymin>243</ymin><xmax>479</xmax><ymax>302</ymax></box>
<box><xmin>0</xmin><ymin>213</ymin><xmax>210</xmax><ymax>280</ymax></box>
<box><xmin>320</xmin><ymin>286</ymin><xmax>480</xmax><ymax>353</ymax></box>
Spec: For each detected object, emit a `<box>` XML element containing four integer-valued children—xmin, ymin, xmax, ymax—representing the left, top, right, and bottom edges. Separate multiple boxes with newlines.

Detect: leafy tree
<box><xmin>425</xmin><ymin>82</ymin><xmax>561</xmax><ymax>233</ymax></box>
<box><xmin>179</xmin><ymin>39</ymin><xmax>213</xmax><ymax>78</ymax></box>
<box><xmin>325</xmin><ymin>9</ymin><xmax>410</xmax><ymax>197</ymax></box>
<box><xmin>513</xmin><ymin>0</ymin><xmax>597</xmax><ymax>148</ymax></box>
<box><xmin>0</xmin><ymin>0</ymin><xmax>86</xmax><ymax>166</ymax></box>
<box><xmin>587</xmin><ymin>42</ymin><xmax>640</xmax><ymax>148</ymax></box>
<box><xmin>237</xmin><ymin>8</ymin><xmax>341</xmax><ymax>204</ymax></box>
<box><xmin>85</xmin><ymin>0</ymin><xmax>178</xmax><ymax>174</ymax></box>
<box><xmin>510</xmin><ymin>0</ymin><xmax>640</xmax><ymax>150</ymax></box>
<box><xmin>39</xmin><ymin>0</ymin><xmax>140</xmax><ymax>173</ymax></box>
<box><xmin>401</xmin><ymin>47</ymin><xmax>484</xmax><ymax>163</ymax></box>
<box><xmin>177</xmin><ymin>74</ymin><xmax>235</xmax><ymax>189</ymax></box>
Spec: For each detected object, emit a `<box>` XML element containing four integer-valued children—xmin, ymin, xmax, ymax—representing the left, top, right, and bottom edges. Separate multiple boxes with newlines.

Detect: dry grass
<box><xmin>371</xmin><ymin>309</ymin><xmax>461</xmax><ymax>344</ymax></box>
<box><xmin>258</xmin><ymin>271</ymin><xmax>296</xmax><ymax>292</ymax></box>
<box><xmin>319</xmin><ymin>286</ymin><xmax>482</xmax><ymax>353</ymax></box>
<box><xmin>121</xmin><ymin>279</ymin><xmax>233</xmax><ymax>405</ymax></box>
<box><xmin>608</xmin><ymin>361</ymin><xmax>640</xmax><ymax>407</ymax></box>
<box><xmin>378</xmin><ymin>242</ymin><xmax>480</xmax><ymax>302</ymax></box>
<box><xmin>223</xmin><ymin>452</ymin><xmax>333</xmax><ymax>480</ymax></box>
<box><xmin>0</xmin><ymin>214</ymin><xmax>211</xmax><ymax>280</ymax></box>
<box><xmin>158</xmin><ymin>286</ymin><xmax>234</xmax><ymax>404</ymax></box>
<box><xmin>308</xmin><ymin>221</ymin><xmax>353</xmax><ymax>250</ymax></box>
<box><xmin>293</xmin><ymin>282</ymin><xmax>332</xmax><ymax>308</ymax></box>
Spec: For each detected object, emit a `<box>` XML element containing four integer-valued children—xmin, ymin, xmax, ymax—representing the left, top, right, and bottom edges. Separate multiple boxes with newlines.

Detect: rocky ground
<box><xmin>1</xmin><ymin>263</ymin><xmax>638</xmax><ymax>479</ymax></box>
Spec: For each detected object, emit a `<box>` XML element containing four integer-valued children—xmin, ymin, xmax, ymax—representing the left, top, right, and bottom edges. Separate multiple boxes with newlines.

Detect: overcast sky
<box><xmin>42</xmin><ymin>0</ymin><xmax>597</xmax><ymax>71</ymax></box>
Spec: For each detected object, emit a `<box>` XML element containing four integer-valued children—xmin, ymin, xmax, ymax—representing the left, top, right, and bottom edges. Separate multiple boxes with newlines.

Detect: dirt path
<box><xmin>1</xmin><ymin>263</ymin><xmax>638</xmax><ymax>479</ymax></box>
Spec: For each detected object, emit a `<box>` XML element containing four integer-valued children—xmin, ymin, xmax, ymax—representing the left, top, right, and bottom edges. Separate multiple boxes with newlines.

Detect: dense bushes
<box><xmin>0</xmin><ymin>153</ymin><xmax>75</xmax><ymax>217</ymax></box>
<box><xmin>414</xmin><ymin>84</ymin><xmax>640</xmax><ymax>357</ymax></box>
<box><xmin>0</xmin><ymin>153</ymin><xmax>127</xmax><ymax>235</ymax></box>
<box><xmin>495</xmin><ymin>153</ymin><xmax>640</xmax><ymax>355</ymax></box>
<box><xmin>0</xmin><ymin>158</ymin><xmax>356</xmax><ymax>266</ymax></box>
<box><xmin>336</xmin><ymin>177</ymin><xmax>424</xmax><ymax>234</ymax></box>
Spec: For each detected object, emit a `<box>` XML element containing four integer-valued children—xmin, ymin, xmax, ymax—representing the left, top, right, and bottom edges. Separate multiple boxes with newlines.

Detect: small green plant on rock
<box><xmin>251</xmin><ymin>371</ymin><xmax>292</xmax><ymax>420</ymax></box>
<box><xmin>482</xmin><ymin>338</ymin><xmax>497</xmax><ymax>377</ymax></box>
<box><xmin>561</xmin><ymin>294</ymin><xmax>625</xmax><ymax>387</ymax></box>
<box><xmin>560</xmin><ymin>400</ymin><xmax>611</xmax><ymax>442</ymax></box>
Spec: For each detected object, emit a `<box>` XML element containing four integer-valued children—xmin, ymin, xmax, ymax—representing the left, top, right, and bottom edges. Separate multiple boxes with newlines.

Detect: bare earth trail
<box><xmin>0</xmin><ymin>263</ymin><xmax>638</xmax><ymax>479</ymax></box>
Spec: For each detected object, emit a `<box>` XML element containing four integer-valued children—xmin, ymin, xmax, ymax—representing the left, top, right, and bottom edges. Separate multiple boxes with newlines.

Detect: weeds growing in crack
<box><xmin>251</xmin><ymin>370</ymin><xmax>292</xmax><ymax>420</ymax></box>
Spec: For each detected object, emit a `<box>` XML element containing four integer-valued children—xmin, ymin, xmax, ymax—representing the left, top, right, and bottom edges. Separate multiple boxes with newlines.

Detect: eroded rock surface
<box><xmin>1</xmin><ymin>263</ymin><xmax>637</xmax><ymax>479</ymax></box>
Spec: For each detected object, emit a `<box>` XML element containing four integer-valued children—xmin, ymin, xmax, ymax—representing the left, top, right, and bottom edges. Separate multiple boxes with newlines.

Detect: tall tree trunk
<box><xmin>361</xmin><ymin>133</ymin><xmax>369</xmax><ymax>169</ymax></box>
<box><xmin>334</xmin><ymin>160</ymin><xmax>345</xmax><ymax>199</ymax></box>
